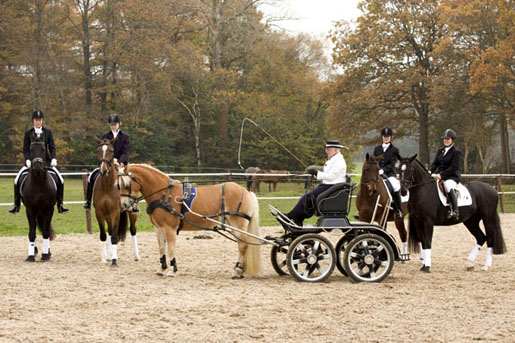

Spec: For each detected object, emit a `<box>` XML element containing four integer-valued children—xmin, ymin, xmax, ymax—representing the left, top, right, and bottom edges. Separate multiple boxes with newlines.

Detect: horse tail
<box><xmin>491</xmin><ymin>212</ymin><xmax>506</xmax><ymax>255</ymax></box>
<box><xmin>118</xmin><ymin>210</ymin><xmax>128</xmax><ymax>242</ymax></box>
<box><xmin>36</xmin><ymin>214</ymin><xmax>56</xmax><ymax>240</ymax></box>
<box><xmin>408</xmin><ymin>216</ymin><xmax>419</xmax><ymax>254</ymax></box>
<box><xmin>243</xmin><ymin>191</ymin><xmax>262</xmax><ymax>276</ymax></box>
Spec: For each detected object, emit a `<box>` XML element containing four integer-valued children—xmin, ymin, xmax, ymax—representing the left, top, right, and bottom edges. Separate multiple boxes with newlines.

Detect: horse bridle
<box><xmin>399</xmin><ymin>159</ymin><xmax>435</xmax><ymax>190</ymax></box>
<box><xmin>30</xmin><ymin>141</ymin><xmax>46</xmax><ymax>169</ymax></box>
<box><xmin>361</xmin><ymin>160</ymin><xmax>379</xmax><ymax>187</ymax></box>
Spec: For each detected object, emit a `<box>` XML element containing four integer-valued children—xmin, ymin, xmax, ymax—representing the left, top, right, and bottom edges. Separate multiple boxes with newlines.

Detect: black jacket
<box><xmin>373</xmin><ymin>143</ymin><xmax>399</xmax><ymax>178</ymax></box>
<box><xmin>430</xmin><ymin>145</ymin><xmax>461</xmax><ymax>183</ymax></box>
<box><xmin>23</xmin><ymin>127</ymin><xmax>56</xmax><ymax>165</ymax></box>
<box><xmin>101</xmin><ymin>131</ymin><xmax>130</xmax><ymax>165</ymax></box>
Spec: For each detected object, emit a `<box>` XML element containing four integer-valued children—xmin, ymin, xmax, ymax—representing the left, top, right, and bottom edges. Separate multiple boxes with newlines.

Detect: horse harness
<box><xmin>144</xmin><ymin>179</ymin><xmax>251</xmax><ymax>235</ymax></box>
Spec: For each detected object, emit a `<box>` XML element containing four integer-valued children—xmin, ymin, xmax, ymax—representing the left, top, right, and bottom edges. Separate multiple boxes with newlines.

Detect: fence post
<box><xmin>82</xmin><ymin>169</ymin><xmax>92</xmax><ymax>234</ymax></box>
<box><xmin>496</xmin><ymin>175</ymin><xmax>504</xmax><ymax>213</ymax></box>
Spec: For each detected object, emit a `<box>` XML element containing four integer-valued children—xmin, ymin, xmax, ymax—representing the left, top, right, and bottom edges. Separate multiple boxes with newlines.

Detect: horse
<box><xmin>244</xmin><ymin>166</ymin><xmax>263</xmax><ymax>192</ymax></box>
<box><xmin>93</xmin><ymin>136</ymin><xmax>140</xmax><ymax>266</ymax></box>
<box><xmin>356</xmin><ymin>153</ymin><xmax>409</xmax><ymax>258</ymax></box>
<box><xmin>253</xmin><ymin>170</ymin><xmax>291</xmax><ymax>192</ymax></box>
<box><xmin>116</xmin><ymin>164</ymin><xmax>261</xmax><ymax>278</ymax></box>
<box><xmin>21</xmin><ymin>134</ymin><xmax>57</xmax><ymax>262</ymax></box>
<box><xmin>397</xmin><ymin>154</ymin><xmax>506</xmax><ymax>272</ymax></box>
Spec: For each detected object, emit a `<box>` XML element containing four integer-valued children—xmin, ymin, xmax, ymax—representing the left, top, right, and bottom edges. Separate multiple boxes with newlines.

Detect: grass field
<box><xmin>0</xmin><ymin>176</ymin><xmax>513</xmax><ymax>237</ymax></box>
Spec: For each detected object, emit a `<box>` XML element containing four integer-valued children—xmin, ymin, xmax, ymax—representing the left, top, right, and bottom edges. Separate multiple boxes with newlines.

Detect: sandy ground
<box><xmin>0</xmin><ymin>214</ymin><xmax>514</xmax><ymax>343</ymax></box>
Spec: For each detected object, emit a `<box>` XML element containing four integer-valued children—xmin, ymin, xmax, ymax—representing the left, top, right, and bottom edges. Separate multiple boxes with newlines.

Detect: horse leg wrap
<box><xmin>160</xmin><ymin>255</ymin><xmax>167</xmax><ymax>270</ymax></box>
<box><xmin>234</xmin><ymin>262</ymin><xmax>244</xmax><ymax>272</ymax></box>
<box><xmin>28</xmin><ymin>242</ymin><xmax>36</xmax><ymax>256</ymax></box>
<box><xmin>170</xmin><ymin>257</ymin><xmax>178</xmax><ymax>273</ymax></box>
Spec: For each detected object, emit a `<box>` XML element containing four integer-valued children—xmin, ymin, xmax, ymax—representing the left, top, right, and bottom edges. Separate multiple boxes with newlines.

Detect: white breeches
<box><xmin>14</xmin><ymin>166</ymin><xmax>64</xmax><ymax>184</ymax></box>
<box><xmin>387</xmin><ymin>176</ymin><xmax>401</xmax><ymax>192</ymax></box>
<box><xmin>443</xmin><ymin>179</ymin><xmax>457</xmax><ymax>192</ymax></box>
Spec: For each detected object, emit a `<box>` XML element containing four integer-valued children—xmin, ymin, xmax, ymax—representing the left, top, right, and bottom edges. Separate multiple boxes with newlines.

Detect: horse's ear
<box><xmin>375</xmin><ymin>154</ymin><xmax>383</xmax><ymax>161</ymax></box>
<box><xmin>409</xmin><ymin>154</ymin><xmax>418</xmax><ymax>162</ymax></box>
<box><xmin>365</xmin><ymin>152</ymin><xmax>370</xmax><ymax>161</ymax></box>
<box><xmin>111</xmin><ymin>135</ymin><xmax>119</xmax><ymax>144</ymax></box>
<box><xmin>94</xmin><ymin>136</ymin><xmax>102</xmax><ymax>144</ymax></box>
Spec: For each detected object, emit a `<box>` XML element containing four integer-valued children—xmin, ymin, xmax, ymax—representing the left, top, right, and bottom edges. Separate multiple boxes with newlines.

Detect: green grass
<box><xmin>1</xmin><ymin>176</ymin><xmax>511</xmax><ymax>237</ymax></box>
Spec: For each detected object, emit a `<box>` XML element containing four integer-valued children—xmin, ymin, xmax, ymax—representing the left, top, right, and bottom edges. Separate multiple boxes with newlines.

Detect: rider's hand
<box><xmin>51</xmin><ymin>158</ymin><xmax>57</xmax><ymax>167</ymax></box>
<box><xmin>25</xmin><ymin>159</ymin><xmax>31</xmax><ymax>168</ymax></box>
<box><xmin>307</xmin><ymin>169</ymin><xmax>318</xmax><ymax>177</ymax></box>
<box><xmin>379</xmin><ymin>169</ymin><xmax>384</xmax><ymax>175</ymax></box>
<box><xmin>432</xmin><ymin>173</ymin><xmax>441</xmax><ymax>180</ymax></box>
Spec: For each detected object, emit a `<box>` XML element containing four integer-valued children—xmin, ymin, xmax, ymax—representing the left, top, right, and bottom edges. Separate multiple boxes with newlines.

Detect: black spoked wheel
<box><xmin>335</xmin><ymin>235</ymin><xmax>352</xmax><ymax>276</ymax></box>
<box><xmin>343</xmin><ymin>233</ymin><xmax>394</xmax><ymax>283</ymax></box>
<box><xmin>270</xmin><ymin>245</ymin><xmax>289</xmax><ymax>276</ymax></box>
<box><xmin>286</xmin><ymin>234</ymin><xmax>336</xmax><ymax>283</ymax></box>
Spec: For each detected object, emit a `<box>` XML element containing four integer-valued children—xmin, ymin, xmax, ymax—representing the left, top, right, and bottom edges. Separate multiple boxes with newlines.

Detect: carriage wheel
<box><xmin>335</xmin><ymin>235</ymin><xmax>352</xmax><ymax>276</ymax></box>
<box><xmin>286</xmin><ymin>234</ymin><xmax>336</xmax><ymax>283</ymax></box>
<box><xmin>270</xmin><ymin>245</ymin><xmax>289</xmax><ymax>276</ymax></box>
<box><xmin>343</xmin><ymin>233</ymin><xmax>394</xmax><ymax>283</ymax></box>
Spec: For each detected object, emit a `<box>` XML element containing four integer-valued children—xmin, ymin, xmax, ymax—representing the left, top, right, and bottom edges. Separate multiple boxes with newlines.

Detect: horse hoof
<box><xmin>420</xmin><ymin>266</ymin><xmax>430</xmax><ymax>273</ymax></box>
<box><xmin>41</xmin><ymin>253</ymin><xmax>51</xmax><ymax>262</ymax></box>
<box><xmin>165</xmin><ymin>270</ymin><xmax>175</xmax><ymax>277</ymax></box>
<box><xmin>134</xmin><ymin>256</ymin><xmax>140</xmax><ymax>262</ymax></box>
<box><xmin>111</xmin><ymin>259</ymin><xmax>118</xmax><ymax>267</ymax></box>
<box><xmin>25</xmin><ymin>255</ymin><xmax>35</xmax><ymax>262</ymax></box>
<box><xmin>466</xmin><ymin>261</ymin><xmax>474</xmax><ymax>271</ymax></box>
<box><xmin>231</xmin><ymin>275</ymin><xmax>244</xmax><ymax>280</ymax></box>
<box><xmin>482</xmin><ymin>266</ymin><xmax>489</xmax><ymax>272</ymax></box>
<box><xmin>156</xmin><ymin>268</ymin><xmax>165</xmax><ymax>276</ymax></box>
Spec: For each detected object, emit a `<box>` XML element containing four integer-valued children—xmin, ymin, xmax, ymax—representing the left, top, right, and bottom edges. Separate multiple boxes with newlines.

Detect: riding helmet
<box><xmin>381</xmin><ymin>127</ymin><xmax>393</xmax><ymax>137</ymax></box>
<box><xmin>442</xmin><ymin>129</ymin><xmax>457</xmax><ymax>139</ymax></box>
<box><xmin>32</xmin><ymin>110</ymin><xmax>44</xmax><ymax>120</ymax></box>
<box><xmin>108</xmin><ymin>113</ymin><xmax>121</xmax><ymax>124</ymax></box>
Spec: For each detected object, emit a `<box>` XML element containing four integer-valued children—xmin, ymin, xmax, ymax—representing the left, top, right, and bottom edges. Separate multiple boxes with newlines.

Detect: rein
<box><xmin>401</xmin><ymin>159</ymin><xmax>435</xmax><ymax>190</ymax></box>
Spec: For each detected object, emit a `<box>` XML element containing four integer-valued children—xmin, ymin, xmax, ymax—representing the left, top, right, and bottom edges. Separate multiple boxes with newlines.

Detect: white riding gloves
<box><xmin>51</xmin><ymin>158</ymin><xmax>57</xmax><ymax>167</ymax></box>
<box><xmin>379</xmin><ymin>169</ymin><xmax>384</xmax><ymax>175</ymax></box>
<box><xmin>25</xmin><ymin>159</ymin><xmax>31</xmax><ymax>168</ymax></box>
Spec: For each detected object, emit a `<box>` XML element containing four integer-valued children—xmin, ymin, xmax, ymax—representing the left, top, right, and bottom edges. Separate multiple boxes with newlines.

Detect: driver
<box><xmin>8</xmin><ymin>110</ymin><xmax>68</xmax><ymax>214</ymax></box>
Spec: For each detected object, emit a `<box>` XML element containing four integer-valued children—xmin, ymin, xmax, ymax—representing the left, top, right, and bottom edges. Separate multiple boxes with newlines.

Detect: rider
<box><xmin>286</xmin><ymin>140</ymin><xmax>347</xmax><ymax>226</ymax></box>
<box><xmin>429</xmin><ymin>128</ymin><xmax>461</xmax><ymax>220</ymax></box>
<box><xmin>373</xmin><ymin>127</ymin><xmax>403</xmax><ymax>220</ymax></box>
<box><xmin>83</xmin><ymin>113</ymin><xmax>133</xmax><ymax>210</ymax></box>
<box><xmin>8</xmin><ymin>110</ymin><xmax>69</xmax><ymax>214</ymax></box>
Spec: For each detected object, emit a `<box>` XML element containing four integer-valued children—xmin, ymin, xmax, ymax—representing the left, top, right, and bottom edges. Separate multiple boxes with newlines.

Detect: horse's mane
<box><xmin>413</xmin><ymin>158</ymin><xmax>433</xmax><ymax>181</ymax></box>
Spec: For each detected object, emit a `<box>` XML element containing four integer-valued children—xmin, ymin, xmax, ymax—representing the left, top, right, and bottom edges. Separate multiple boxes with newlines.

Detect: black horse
<box><xmin>397</xmin><ymin>154</ymin><xmax>506</xmax><ymax>273</ymax></box>
<box><xmin>21</xmin><ymin>135</ymin><xmax>57</xmax><ymax>262</ymax></box>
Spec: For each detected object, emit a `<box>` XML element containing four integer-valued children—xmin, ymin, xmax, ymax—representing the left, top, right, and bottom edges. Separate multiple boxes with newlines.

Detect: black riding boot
<box><xmin>56</xmin><ymin>181</ymin><xmax>69</xmax><ymax>214</ymax></box>
<box><xmin>83</xmin><ymin>170</ymin><xmax>98</xmax><ymax>209</ymax></box>
<box><xmin>8</xmin><ymin>184</ymin><xmax>21</xmax><ymax>214</ymax></box>
<box><xmin>393</xmin><ymin>191</ymin><xmax>403</xmax><ymax>220</ymax></box>
<box><xmin>447</xmin><ymin>189</ymin><xmax>459</xmax><ymax>219</ymax></box>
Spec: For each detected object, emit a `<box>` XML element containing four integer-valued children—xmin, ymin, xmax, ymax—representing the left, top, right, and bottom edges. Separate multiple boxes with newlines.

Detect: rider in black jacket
<box><xmin>429</xmin><ymin>129</ymin><xmax>461</xmax><ymax>219</ymax></box>
<box><xmin>373</xmin><ymin>127</ymin><xmax>402</xmax><ymax>219</ymax></box>
<box><xmin>9</xmin><ymin>110</ymin><xmax>69</xmax><ymax>214</ymax></box>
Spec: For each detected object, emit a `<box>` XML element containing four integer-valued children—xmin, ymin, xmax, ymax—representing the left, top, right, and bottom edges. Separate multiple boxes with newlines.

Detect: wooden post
<box><xmin>82</xmin><ymin>169</ymin><xmax>92</xmax><ymax>234</ymax></box>
<box><xmin>496</xmin><ymin>175</ymin><xmax>504</xmax><ymax>213</ymax></box>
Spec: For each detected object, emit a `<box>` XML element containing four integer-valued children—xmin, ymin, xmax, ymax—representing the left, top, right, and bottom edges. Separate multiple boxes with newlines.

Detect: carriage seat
<box><xmin>316</xmin><ymin>176</ymin><xmax>352</xmax><ymax>218</ymax></box>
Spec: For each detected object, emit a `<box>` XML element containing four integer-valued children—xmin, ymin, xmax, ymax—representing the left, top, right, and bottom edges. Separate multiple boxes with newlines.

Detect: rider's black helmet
<box><xmin>442</xmin><ymin>129</ymin><xmax>457</xmax><ymax>139</ymax></box>
<box><xmin>381</xmin><ymin>127</ymin><xmax>393</xmax><ymax>137</ymax></box>
<box><xmin>32</xmin><ymin>110</ymin><xmax>44</xmax><ymax>120</ymax></box>
<box><xmin>108</xmin><ymin>113</ymin><xmax>121</xmax><ymax>124</ymax></box>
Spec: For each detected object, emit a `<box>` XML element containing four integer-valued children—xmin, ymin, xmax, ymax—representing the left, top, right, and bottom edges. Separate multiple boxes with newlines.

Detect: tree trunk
<box><xmin>499</xmin><ymin>112</ymin><xmax>511</xmax><ymax>173</ymax></box>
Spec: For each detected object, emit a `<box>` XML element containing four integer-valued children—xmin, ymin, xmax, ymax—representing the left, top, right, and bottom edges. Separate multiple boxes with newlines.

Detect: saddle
<box><xmin>435</xmin><ymin>181</ymin><xmax>472</xmax><ymax>207</ymax></box>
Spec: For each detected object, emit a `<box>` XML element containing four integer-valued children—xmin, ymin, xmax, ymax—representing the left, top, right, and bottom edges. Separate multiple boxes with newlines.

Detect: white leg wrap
<box><xmin>111</xmin><ymin>244</ymin><xmax>118</xmax><ymax>260</ymax></box>
<box><xmin>101</xmin><ymin>241</ymin><xmax>107</xmax><ymax>262</ymax></box>
<box><xmin>420</xmin><ymin>248</ymin><xmax>425</xmax><ymax>264</ymax></box>
<box><xmin>28</xmin><ymin>242</ymin><xmax>36</xmax><ymax>256</ymax></box>
<box><xmin>401</xmin><ymin>242</ymin><xmax>408</xmax><ymax>255</ymax></box>
<box><xmin>485</xmin><ymin>247</ymin><xmax>493</xmax><ymax>268</ymax></box>
<box><xmin>42</xmin><ymin>238</ymin><xmax>50</xmax><ymax>254</ymax></box>
<box><xmin>132</xmin><ymin>235</ymin><xmax>139</xmax><ymax>259</ymax></box>
<box><xmin>422</xmin><ymin>249</ymin><xmax>431</xmax><ymax>267</ymax></box>
<box><xmin>107</xmin><ymin>236</ymin><xmax>112</xmax><ymax>256</ymax></box>
<box><xmin>468</xmin><ymin>244</ymin><xmax>482</xmax><ymax>262</ymax></box>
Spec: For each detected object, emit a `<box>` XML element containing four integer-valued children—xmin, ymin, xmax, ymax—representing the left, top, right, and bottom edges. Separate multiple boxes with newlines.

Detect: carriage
<box><xmin>265</xmin><ymin>178</ymin><xmax>403</xmax><ymax>282</ymax></box>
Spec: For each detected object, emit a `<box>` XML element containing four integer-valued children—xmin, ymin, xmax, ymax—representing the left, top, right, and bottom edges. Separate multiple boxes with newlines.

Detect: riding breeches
<box><xmin>387</xmin><ymin>176</ymin><xmax>401</xmax><ymax>192</ymax></box>
<box><xmin>14</xmin><ymin>166</ymin><xmax>64</xmax><ymax>185</ymax></box>
<box><xmin>443</xmin><ymin>179</ymin><xmax>457</xmax><ymax>193</ymax></box>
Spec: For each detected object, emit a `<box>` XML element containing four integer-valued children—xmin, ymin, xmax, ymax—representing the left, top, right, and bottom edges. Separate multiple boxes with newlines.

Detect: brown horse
<box><xmin>356</xmin><ymin>153</ymin><xmax>409</xmax><ymax>258</ymax></box>
<box><xmin>252</xmin><ymin>170</ymin><xmax>291</xmax><ymax>192</ymax></box>
<box><xmin>117</xmin><ymin>164</ymin><xmax>261</xmax><ymax>278</ymax></box>
<box><xmin>93</xmin><ymin>137</ymin><xmax>140</xmax><ymax>266</ymax></box>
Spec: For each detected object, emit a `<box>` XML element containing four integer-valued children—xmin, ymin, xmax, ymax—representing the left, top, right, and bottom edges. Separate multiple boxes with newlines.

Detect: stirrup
<box><xmin>83</xmin><ymin>201</ymin><xmax>91</xmax><ymax>209</ymax></box>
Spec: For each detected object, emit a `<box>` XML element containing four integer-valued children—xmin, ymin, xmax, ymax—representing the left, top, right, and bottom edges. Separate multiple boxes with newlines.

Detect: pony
<box><xmin>117</xmin><ymin>164</ymin><xmax>261</xmax><ymax>278</ymax></box>
<box><xmin>21</xmin><ymin>134</ymin><xmax>57</xmax><ymax>262</ymax></box>
<box><xmin>356</xmin><ymin>153</ymin><xmax>409</xmax><ymax>257</ymax></box>
<box><xmin>93</xmin><ymin>136</ymin><xmax>140</xmax><ymax>266</ymax></box>
<box><xmin>397</xmin><ymin>154</ymin><xmax>506</xmax><ymax>272</ymax></box>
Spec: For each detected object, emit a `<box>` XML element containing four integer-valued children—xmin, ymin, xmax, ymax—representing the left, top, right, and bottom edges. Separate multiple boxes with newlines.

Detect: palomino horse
<box><xmin>397</xmin><ymin>154</ymin><xmax>506</xmax><ymax>272</ymax></box>
<box><xmin>356</xmin><ymin>153</ymin><xmax>409</xmax><ymax>257</ymax></box>
<box><xmin>93</xmin><ymin>137</ymin><xmax>140</xmax><ymax>266</ymax></box>
<box><xmin>117</xmin><ymin>164</ymin><xmax>261</xmax><ymax>278</ymax></box>
<box><xmin>22</xmin><ymin>135</ymin><xmax>56</xmax><ymax>262</ymax></box>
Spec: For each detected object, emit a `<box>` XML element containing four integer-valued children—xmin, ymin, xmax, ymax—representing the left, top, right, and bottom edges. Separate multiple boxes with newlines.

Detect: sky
<box><xmin>259</xmin><ymin>0</ymin><xmax>362</xmax><ymax>40</ymax></box>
